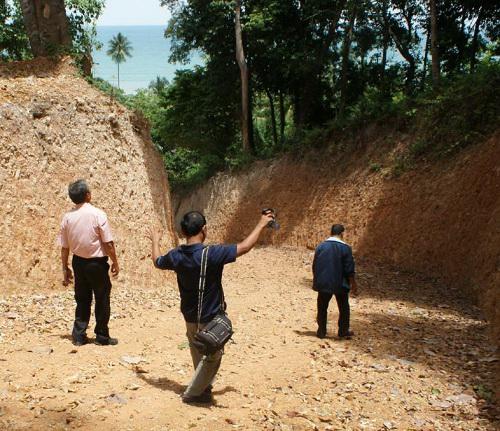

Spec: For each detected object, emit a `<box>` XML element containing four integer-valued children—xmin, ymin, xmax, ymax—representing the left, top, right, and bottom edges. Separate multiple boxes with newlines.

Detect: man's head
<box><xmin>180</xmin><ymin>211</ymin><xmax>207</xmax><ymax>239</ymax></box>
<box><xmin>68</xmin><ymin>179</ymin><xmax>91</xmax><ymax>204</ymax></box>
<box><xmin>331</xmin><ymin>224</ymin><xmax>345</xmax><ymax>237</ymax></box>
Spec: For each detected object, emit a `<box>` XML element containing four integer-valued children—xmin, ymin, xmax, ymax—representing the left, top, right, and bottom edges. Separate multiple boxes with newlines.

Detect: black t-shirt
<box><xmin>156</xmin><ymin>243</ymin><xmax>237</xmax><ymax>323</ymax></box>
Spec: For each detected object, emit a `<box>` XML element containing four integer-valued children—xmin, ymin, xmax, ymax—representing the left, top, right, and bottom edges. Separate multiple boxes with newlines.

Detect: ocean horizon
<box><xmin>92</xmin><ymin>25</ymin><xmax>203</xmax><ymax>94</ymax></box>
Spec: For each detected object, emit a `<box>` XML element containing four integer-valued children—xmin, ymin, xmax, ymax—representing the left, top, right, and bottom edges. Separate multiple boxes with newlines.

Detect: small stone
<box><xmin>106</xmin><ymin>393</ymin><xmax>127</xmax><ymax>405</ymax></box>
<box><xmin>430</xmin><ymin>400</ymin><xmax>452</xmax><ymax>409</ymax></box>
<box><xmin>120</xmin><ymin>355</ymin><xmax>146</xmax><ymax>365</ymax></box>
<box><xmin>446</xmin><ymin>394</ymin><xmax>476</xmax><ymax>405</ymax></box>
<box><xmin>29</xmin><ymin>346</ymin><xmax>53</xmax><ymax>355</ymax></box>
<box><xmin>125</xmin><ymin>383</ymin><xmax>141</xmax><ymax>391</ymax></box>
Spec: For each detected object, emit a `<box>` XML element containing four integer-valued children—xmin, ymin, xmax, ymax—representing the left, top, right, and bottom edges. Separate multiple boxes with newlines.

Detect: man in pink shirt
<box><xmin>59</xmin><ymin>179</ymin><xmax>120</xmax><ymax>346</ymax></box>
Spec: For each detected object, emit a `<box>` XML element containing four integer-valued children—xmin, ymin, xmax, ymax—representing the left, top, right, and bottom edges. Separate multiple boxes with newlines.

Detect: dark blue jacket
<box><xmin>312</xmin><ymin>238</ymin><xmax>355</xmax><ymax>294</ymax></box>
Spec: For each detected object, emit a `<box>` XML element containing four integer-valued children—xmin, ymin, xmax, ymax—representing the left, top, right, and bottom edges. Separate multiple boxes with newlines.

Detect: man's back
<box><xmin>313</xmin><ymin>238</ymin><xmax>354</xmax><ymax>294</ymax></box>
<box><xmin>155</xmin><ymin>243</ymin><xmax>237</xmax><ymax>323</ymax></box>
<box><xmin>60</xmin><ymin>203</ymin><xmax>112</xmax><ymax>259</ymax></box>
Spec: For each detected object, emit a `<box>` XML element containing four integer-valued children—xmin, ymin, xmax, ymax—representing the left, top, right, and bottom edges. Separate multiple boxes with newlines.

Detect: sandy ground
<box><xmin>0</xmin><ymin>247</ymin><xmax>498</xmax><ymax>431</ymax></box>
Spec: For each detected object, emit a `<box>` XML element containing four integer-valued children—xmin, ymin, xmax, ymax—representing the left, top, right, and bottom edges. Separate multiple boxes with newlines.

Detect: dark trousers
<box><xmin>72</xmin><ymin>255</ymin><xmax>112</xmax><ymax>343</ymax></box>
<box><xmin>317</xmin><ymin>291</ymin><xmax>350</xmax><ymax>336</ymax></box>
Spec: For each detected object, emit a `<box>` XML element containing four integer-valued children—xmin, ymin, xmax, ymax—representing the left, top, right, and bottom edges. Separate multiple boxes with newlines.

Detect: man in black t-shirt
<box><xmin>148</xmin><ymin>210</ymin><xmax>273</xmax><ymax>404</ymax></box>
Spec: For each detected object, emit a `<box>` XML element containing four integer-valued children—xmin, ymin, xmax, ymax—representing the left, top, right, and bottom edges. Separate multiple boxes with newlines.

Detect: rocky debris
<box><xmin>0</xmin><ymin>249</ymin><xmax>498</xmax><ymax>430</ymax></box>
<box><xmin>30</xmin><ymin>103</ymin><xmax>50</xmax><ymax>119</ymax></box>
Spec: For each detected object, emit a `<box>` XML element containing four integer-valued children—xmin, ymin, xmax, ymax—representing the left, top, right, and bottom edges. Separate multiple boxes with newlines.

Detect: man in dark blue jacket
<box><xmin>312</xmin><ymin>224</ymin><xmax>358</xmax><ymax>339</ymax></box>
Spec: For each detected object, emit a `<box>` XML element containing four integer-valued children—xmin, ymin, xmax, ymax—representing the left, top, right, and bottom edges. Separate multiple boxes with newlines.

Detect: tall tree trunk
<box><xmin>20</xmin><ymin>0</ymin><xmax>72</xmax><ymax>57</ymax></box>
<box><xmin>388</xmin><ymin>23</ymin><xmax>416</xmax><ymax>94</ymax></box>
<box><xmin>339</xmin><ymin>6</ymin><xmax>356</xmax><ymax>116</ymax></box>
<box><xmin>379</xmin><ymin>0</ymin><xmax>390</xmax><ymax>92</ymax></box>
<box><xmin>279</xmin><ymin>90</ymin><xmax>285</xmax><ymax>147</ymax></box>
<box><xmin>235</xmin><ymin>0</ymin><xmax>252</xmax><ymax>153</ymax></box>
<box><xmin>421</xmin><ymin>27</ymin><xmax>430</xmax><ymax>90</ymax></box>
<box><xmin>266</xmin><ymin>89</ymin><xmax>278</xmax><ymax>147</ymax></box>
<box><xmin>457</xmin><ymin>6</ymin><xmax>467</xmax><ymax>67</ymax></box>
<box><xmin>295</xmin><ymin>0</ymin><xmax>347</xmax><ymax>127</ymax></box>
<box><xmin>430</xmin><ymin>0</ymin><xmax>440</xmax><ymax>86</ymax></box>
<box><xmin>117</xmin><ymin>62</ymin><xmax>120</xmax><ymax>89</ymax></box>
<box><xmin>470</xmin><ymin>8</ymin><xmax>483</xmax><ymax>73</ymax></box>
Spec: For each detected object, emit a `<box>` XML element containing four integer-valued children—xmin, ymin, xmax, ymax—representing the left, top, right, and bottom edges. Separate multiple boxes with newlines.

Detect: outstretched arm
<box><xmin>148</xmin><ymin>227</ymin><xmax>163</xmax><ymax>267</ymax></box>
<box><xmin>236</xmin><ymin>212</ymin><xmax>275</xmax><ymax>257</ymax></box>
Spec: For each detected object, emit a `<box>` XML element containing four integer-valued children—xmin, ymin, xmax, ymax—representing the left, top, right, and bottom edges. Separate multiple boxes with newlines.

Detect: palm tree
<box><xmin>106</xmin><ymin>32</ymin><xmax>132</xmax><ymax>89</ymax></box>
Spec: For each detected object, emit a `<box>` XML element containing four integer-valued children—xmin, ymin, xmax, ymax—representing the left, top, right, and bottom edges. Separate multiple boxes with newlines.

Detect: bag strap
<box><xmin>197</xmin><ymin>246</ymin><xmax>210</xmax><ymax>332</ymax></box>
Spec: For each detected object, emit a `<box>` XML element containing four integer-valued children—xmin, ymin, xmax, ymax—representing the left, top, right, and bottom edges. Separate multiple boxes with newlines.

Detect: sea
<box><xmin>92</xmin><ymin>25</ymin><xmax>203</xmax><ymax>94</ymax></box>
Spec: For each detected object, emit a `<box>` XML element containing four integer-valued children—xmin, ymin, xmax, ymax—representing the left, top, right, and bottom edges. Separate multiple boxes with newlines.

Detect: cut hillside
<box><xmin>175</xmin><ymin>131</ymin><xmax>500</xmax><ymax>395</ymax></box>
<box><xmin>0</xmin><ymin>57</ymin><xmax>176</xmax><ymax>292</ymax></box>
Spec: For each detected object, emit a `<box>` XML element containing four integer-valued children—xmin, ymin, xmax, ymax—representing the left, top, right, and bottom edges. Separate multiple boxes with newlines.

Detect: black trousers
<box><xmin>317</xmin><ymin>291</ymin><xmax>350</xmax><ymax>336</ymax></box>
<box><xmin>72</xmin><ymin>255</ymin><xmax>112</xmax><ymax>343</ymax></box>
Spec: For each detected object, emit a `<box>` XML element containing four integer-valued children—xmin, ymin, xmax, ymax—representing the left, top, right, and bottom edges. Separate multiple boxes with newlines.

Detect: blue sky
<box><xmin>97</xmin><ymin>0</ymin><xmax>171</xmax><ymax>26</ymax></box>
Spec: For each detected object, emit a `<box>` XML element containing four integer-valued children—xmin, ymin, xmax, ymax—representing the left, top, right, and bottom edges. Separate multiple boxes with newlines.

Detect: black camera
<box><xmin>262</xmin><ymin>208</ymin><xmax>280</xmax><ymax>230</ymax></box>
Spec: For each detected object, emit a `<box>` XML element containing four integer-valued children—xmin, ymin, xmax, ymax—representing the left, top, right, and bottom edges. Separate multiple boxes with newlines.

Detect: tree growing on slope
<box><xmin>106</xmin><ymin>32</ymin><xmax>132</xmax><ymax>90</ymax></box>
<box><xmin>19</xmin><ymin>0</ymin><xmax>72</xmax><ymax>56</ymax></box>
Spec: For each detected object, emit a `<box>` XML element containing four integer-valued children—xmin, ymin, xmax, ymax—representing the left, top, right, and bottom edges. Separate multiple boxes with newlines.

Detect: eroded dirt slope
<box><xmin>0</xmin><ymin>58</ymin><xmax>176</xmax><ymax>292</ymax></box>
<box><xmin>175</xmin><ymin>134</ymin><xmax>499</xmax><ymax>339</ymax></box>
<box><xmin>175</xmin><ymin>132</ymin><xmax>500</xmax><ymax>399</ymax></box>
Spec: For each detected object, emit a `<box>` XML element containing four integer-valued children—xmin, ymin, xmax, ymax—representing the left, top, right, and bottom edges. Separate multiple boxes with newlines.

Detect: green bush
<box><xmin>163</xmin><ymin>148</ymin><xmax>222</xmax><ymax>192</ymax></box>
<box><xmin>411</xmin><ymin>63</ymin><xmax>500</xmax><ymax>158</ymax></box>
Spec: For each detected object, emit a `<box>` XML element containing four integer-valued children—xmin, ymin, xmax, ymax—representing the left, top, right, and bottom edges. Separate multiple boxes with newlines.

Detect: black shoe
<box><xmin>72</xmin><ymin>337</ymin><xmax>88</xmax><ymax>346</ymax></box>
<box><xmin>94</xmin><ymin>337</ymin><xmax>118</xmax><ymax>346</ymax></box>
<box><xmin>182</xmin><ymin>391</ymin><xmax>213</xmax><ymax>405</ymax></box>
<box><xmin>317</xmin><ymin>328</ymin><xmax>327</xmax><ymax>339</ymax></box>
<box><xmin>338</xmin><ymin>330</ymin><xmax>355</xmax><ymax>339</ymax></box>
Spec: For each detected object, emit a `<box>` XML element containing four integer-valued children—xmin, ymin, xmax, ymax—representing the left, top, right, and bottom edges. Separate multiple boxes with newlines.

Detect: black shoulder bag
<box><xmin>192</xmin><ymin>246</ymin><xmax>233</xmax><ymax>355</ymax></box>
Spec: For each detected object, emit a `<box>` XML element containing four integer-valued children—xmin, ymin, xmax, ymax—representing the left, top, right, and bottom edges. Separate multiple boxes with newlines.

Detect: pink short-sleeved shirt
<box><xmin>58</xmin><ymin>203</ymin><xmax>114</xmax><ymax>259</ymax></box>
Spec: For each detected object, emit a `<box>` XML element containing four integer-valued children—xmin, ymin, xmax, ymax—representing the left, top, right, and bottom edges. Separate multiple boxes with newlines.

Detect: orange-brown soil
<box><xmin>0</xmin><ymin>57</ymin><xmax>176</xmax><ymax>292</ymax></box>
<box><xmin>0</xmin><ymin>59</ymin><xmax>498</xmax><ymax>430</ymax></box>
<box><xmin>0</xmin><ymin>248</ymin><xmax>498</xmax><ymax>430</ymax></box>
<box><xmin>175</xmin><ymin>131</ymin><xmax>500</xmax><ymax>400</ymax></box>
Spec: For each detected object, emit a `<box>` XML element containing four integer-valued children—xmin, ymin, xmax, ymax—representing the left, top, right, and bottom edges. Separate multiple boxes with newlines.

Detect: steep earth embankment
<box><xmin>175</xmin><ymin>131</ymin><xmax>499</xmax><ymax>380</ymax></box>
<box><xmin>0</xmin><ymin>58</ymin><xmax>176</xmax><ymax>292</ymax></box>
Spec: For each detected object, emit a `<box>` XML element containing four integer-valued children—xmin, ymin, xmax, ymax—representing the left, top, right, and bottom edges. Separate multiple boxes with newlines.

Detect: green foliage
<box><xmin>86</xmin><ymin>76</ymin><xmax>128</xmax><ymax>102</ymax></box>
<box><xmin>411</xmin><ymin>63</ymin><xmax>500</xmax><ymax>158</ymax></box>
<box><xmin>473</xmin><ymin>384</ymin><xmax>494</xmax><ymax>403</ymax></box>
<box><xmin>155</xmin><ymin>67</ymin><xmax>239</xmax><ymax>155</ymax></box>
<box><xmin>369</xmin><ymin>162</ymin><xmax>382</xmax><ymax>173</ymax></box>
<box><xmin>163</xmin><ymin>148</ymin><xmax>222</xmax><ymax>192</ymax></box>
<box><xmin>66</xmin><ymin>0</ymin><xmax>105</xmax><ymax>58</ymax></box>
<box><xmin>97</xmin><ymin>1</ymin><xmax>499</xmax><ymax>192</ymax></box>
<box><xmin>0</xmin><ymin>0</ymin><xmax>31</xmax><ymax>60</ymax></box>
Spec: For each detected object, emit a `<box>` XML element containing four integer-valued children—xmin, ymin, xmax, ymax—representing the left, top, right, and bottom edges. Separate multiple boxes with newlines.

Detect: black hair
<box><xmin>331</xmin><ymin>224</ymin><xmax>345</xmax><ymax>235</ymax></box>
<box><xmin>180</xmin><ymin>211</ymin><xmax>207</xmax><ymax>237</ymax></box>
<box><xmin>68</xmin><ymin>179</ymin><xmax>90</xmax><ymax>204</ymax></box>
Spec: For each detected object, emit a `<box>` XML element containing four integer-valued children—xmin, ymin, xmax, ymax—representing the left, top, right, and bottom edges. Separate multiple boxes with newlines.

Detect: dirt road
<box><xmin>0</xmin><ymin>247</ymin><xmax>498</xmax><ymax>430</ymax></box>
